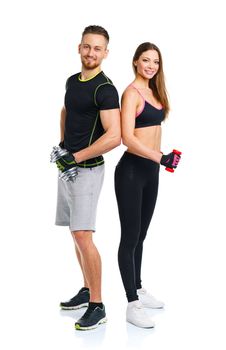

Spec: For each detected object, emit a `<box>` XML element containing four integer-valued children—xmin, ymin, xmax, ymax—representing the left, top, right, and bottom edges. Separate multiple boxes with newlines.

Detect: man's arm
<box><xmin>60</xmin><ymin>106</ymin><xmax>66</xmax><ymax>142</ymax></box>
<box><xmin>73</xmin><ymin>108</ymin><xmax>121</xmax><ymax>163</ymax></box>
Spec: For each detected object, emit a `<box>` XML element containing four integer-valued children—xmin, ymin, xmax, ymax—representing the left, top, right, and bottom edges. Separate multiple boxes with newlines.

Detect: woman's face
<box><xmin>134</xmin><ymin>49</ymin><xmax>160</xmax><ymax>79</ymax></box>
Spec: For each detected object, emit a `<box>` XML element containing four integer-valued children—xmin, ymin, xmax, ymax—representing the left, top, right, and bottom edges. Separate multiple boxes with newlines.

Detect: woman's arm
<box><xmin>121</xmin><ymin>89</ymin><xmax>162</xmax><ymax>163</ymax></box>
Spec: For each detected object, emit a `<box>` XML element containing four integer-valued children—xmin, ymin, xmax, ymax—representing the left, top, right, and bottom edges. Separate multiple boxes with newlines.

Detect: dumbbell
<box><xmin>165</xmin><ymin>149</ymin><xmax>182</xmax><ymax>173</ymax></box>
<box><xmin>50</xmin><ymin>146</ymin><xmax>78</xmax><ymax>181</ymax></box>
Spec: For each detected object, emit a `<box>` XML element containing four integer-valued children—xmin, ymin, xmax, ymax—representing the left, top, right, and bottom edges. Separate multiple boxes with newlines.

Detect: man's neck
<box><xmin>80</xmin><ymin>67</ymin><xmax>102</xmax><ymax>81</ymax></box>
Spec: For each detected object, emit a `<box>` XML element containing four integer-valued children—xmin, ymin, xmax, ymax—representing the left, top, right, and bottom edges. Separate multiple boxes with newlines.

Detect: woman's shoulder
<box><xmin>122</xmin><ymin>84</ymin><xmax>139</xmax><ymax>99</ymax></box>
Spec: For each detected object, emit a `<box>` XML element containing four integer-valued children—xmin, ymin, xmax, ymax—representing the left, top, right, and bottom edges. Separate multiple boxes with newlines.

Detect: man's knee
<box><xmin>72</xmin><ymin>230</ymin><xmax>93</xmax><ymax>251</ymax></box>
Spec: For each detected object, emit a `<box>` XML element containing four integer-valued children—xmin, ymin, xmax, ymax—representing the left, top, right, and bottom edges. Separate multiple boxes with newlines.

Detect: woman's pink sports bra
<box><xmin>130</xmin><ymin>84</ymin><xmax>165</xmax><ymax>128</ymax></box>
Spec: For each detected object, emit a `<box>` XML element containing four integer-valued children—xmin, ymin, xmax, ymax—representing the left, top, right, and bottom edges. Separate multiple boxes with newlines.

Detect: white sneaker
<box><xmin>137</xmin><ymin>288</ymin><xmax>164</xmax><ymax>309</ymax></box>
<box><xmin>126</xmin><ymin>300</ymin><xmax>155</xmax><ymax>328</ymax></box>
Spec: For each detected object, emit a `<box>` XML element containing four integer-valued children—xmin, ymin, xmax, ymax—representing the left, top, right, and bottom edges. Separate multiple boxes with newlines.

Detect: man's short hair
<box><xmin>82</xmin><ymin>25</ymin><xmax>109</xmax><ymax>43</ymax></box>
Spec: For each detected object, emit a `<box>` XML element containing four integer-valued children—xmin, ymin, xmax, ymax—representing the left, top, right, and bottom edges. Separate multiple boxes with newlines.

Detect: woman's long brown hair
<box><xmin>133</xmin><ymin>42</ymin><xmax>170</xmax><ymax>118</ymax></box>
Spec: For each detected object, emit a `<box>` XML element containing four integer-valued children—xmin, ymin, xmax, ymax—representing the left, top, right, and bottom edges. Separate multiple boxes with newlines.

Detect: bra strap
<box><xmin>129</xmin><ymin>84</ymin><xmax>145</xmax><ymax>101</ymax></box>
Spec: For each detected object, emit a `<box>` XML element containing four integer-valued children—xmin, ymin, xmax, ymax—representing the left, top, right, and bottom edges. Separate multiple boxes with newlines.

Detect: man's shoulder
<box><xmin>66</xmin><ymin>72</ymin><xmax>80</xmax><ymax>82</ymax></box>
<box><xmin>95</xmin><ymin>72</ymin><xmax>118</xmax><ymax>92</ymax></box>
<box><xmin>65</xmin><ymin>73</ymin><xmax>80</xmax><ymax>89</ymax></box>
<box><xmin>94</xmin><ymin>73</ymin><xmax>119</xmax><ymax>108</ymax></box>
<box><xmin>98</xmin><ymin>72</ymin><xmax>113</xmax><ymax>84</ymax></box>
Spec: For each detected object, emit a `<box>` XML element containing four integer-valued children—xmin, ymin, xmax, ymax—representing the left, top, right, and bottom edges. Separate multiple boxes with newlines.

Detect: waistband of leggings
<box><xmin>122</xmin><ymin>151</ymin><xmax>159</xmax><ymax>168</ymax></box>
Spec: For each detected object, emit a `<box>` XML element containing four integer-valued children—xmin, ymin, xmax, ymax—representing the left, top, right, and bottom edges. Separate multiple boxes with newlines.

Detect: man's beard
<box><xmin>81</xmin><ymin>57</ymin><xmax>100</xmax><ymax>70</ymax></box>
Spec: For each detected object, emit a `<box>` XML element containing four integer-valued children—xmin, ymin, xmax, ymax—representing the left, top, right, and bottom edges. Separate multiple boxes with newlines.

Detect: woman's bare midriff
<box><xmin>127</xmin><ymin>125</ymin><xmax>162</xmax><ymax>156</ymax></box>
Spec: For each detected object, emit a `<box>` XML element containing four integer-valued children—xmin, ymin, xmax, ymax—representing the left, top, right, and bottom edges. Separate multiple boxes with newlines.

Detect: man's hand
<box><xmin>50</xmin><ymin>146</ymin><xmax>78</xmax><ymax>181</ymax></box>
<box><xmin>56</xmin><ymin>153</ymin><xmax>76</xmax><ymax>173</ymax></box>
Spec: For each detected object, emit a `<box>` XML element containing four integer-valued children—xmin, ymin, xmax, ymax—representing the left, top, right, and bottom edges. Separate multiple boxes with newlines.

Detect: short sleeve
<box><xmin>65</xmin><ymin>73</ymin><xmax>77</xmax><ymax>90</ymax></box>
<box><xmin>65</xmin><ymin>76</ymin><xmax>72</xmax><ymax>90</ymax></box>
<box><xmin>95</xmin><ymin>83</ymin><xmax>120</xmax><ymax>110</ymax></box>
<box><xmin>65</xmin><ymin>78</ymin><xmax>69</xmax><ymax>90</ymax></box>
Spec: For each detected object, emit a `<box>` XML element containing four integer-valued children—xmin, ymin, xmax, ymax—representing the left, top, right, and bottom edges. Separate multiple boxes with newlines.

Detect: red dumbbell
<box><xmin>165</xmin><ymin>149</ymin><xmax>182</xmax><ymax>173</ymax></box>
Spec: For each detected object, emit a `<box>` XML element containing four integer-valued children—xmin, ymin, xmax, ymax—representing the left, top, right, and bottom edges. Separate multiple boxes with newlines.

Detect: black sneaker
<box><xmin>75</xmin><ymin>305</ymin><xmax>107</xmax><ymax>330</ymax></box>
<box><xmin>60</xmin><ymin>288</ymin><xmax>90</xmax><ymax>310</ymax></box>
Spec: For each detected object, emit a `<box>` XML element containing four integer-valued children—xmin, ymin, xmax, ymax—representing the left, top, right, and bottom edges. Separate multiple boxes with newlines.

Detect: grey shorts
<box><xmin>55</xmin><ymin>164</ymin><xmax>104</xmax><ymax>232</ymax></box>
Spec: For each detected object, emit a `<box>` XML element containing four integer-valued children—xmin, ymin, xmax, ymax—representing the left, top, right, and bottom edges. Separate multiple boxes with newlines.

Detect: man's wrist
<box><xmin>72</xmin><ymin>152</ymin><xmax>78</xmax><ymax>163</ymax></box>
<box><xmin>59</xmin><ymin>140</ymin><xmax>64</xmax><ymax>148</ymax></box>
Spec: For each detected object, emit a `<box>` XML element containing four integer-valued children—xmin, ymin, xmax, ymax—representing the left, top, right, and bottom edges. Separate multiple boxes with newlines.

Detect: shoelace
<box><xmin>70</xmin><ymin>290</ymin><xmax>89</xmax><ymax>302</ymax></box>
<box><xmin>81</xmin><ymin>307</ymin><xmax>94</xmax><ymax>319</ymax></box>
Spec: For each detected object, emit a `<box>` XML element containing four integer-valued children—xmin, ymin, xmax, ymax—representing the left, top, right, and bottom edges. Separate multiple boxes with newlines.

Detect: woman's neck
<box><xmin>132</xmin><ymin>76</ymin><xmax>150</xmax><ymax>89</ymax></box>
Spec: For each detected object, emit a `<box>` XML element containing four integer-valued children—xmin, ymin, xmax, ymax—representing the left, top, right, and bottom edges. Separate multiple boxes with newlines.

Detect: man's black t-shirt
<box><xmin>63</xmin><ymin>71</ymin><xmax>119</xmax><ymax>168</ymax></box>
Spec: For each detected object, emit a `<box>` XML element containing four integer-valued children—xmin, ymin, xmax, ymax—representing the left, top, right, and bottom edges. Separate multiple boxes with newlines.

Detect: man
<box><xmin>55</xmin><ymin>25</ymin><xmax>120</xmax><ymax>330</ymax></box>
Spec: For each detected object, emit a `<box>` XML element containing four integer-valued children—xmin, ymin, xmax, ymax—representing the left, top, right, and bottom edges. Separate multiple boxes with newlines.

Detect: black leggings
<box><xmin>114</xmin><ymin>152</ymin><xmax>159</xmax><ymax>302</ymax></box>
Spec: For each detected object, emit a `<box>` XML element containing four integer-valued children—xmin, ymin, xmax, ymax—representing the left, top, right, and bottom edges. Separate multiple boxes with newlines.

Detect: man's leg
<box><xmin>59</xmin><ymin>238</ymin><xmax>90</xmax><ymax>309</ymax></box>
<box><xmin>71</xmin><ymin>233</ymin><xmax>89</xmax><ymax>288</ymax></box>
<box><xmin>60</xmin><ymin>165</ymin><xmax>105</xmax><ymax>327</ymax></box>
<box><xmin>73</xmin><ymin>230</ymin><xmax>106</xmax><ymax>330</ymax></box>
<box><xmin>72</xmin><ymin>230</ymin><xmax>102</xmax><ymax>302</ymax></box>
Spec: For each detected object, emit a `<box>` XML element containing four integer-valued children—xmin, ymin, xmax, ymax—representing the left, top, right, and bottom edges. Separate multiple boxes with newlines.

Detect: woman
<box><xmin>114</xmin><ymin>42</ymin><xmax>180</xmax><ymax>328</ymax></box>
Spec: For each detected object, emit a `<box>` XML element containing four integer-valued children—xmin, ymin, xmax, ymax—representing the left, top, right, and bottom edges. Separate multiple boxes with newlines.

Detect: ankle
<box><xmin>88</xmin><ymin>302</ymin><xmax>103</xmax><ymax>310</ymax></box>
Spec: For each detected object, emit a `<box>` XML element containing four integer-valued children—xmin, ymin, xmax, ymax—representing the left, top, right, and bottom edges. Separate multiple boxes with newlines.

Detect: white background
<box><xmin>0</xmin><ymin>0</ymin><xmax>226</xmax><ymax>349</ymax></box>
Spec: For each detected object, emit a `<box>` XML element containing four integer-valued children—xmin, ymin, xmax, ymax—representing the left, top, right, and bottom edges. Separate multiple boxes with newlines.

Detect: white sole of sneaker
<box><xmin>75</xmin><ymin>317</ymin><xmax>107</xmax><ymax>331</ymax></box>
<box><xmin>126</xmin><ymin>319</ymin><xmax>155</xmax><ymax>328</ymax></box>
<box><xmin>60</xmin><ymin>302</ymin><xmax>89</xmax><ymax>310</ymax></box>
<box><xmin>142</xmin><ymin>303</ymin><xmax>164</xmax><ymax>309</ymax></box>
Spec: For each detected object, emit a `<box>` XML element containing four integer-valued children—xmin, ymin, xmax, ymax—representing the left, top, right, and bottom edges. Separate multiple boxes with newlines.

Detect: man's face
<box><xmin>79</xmin><ymin>34</ymin><xmax>108</xmax><ymax>70</ymax></box>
